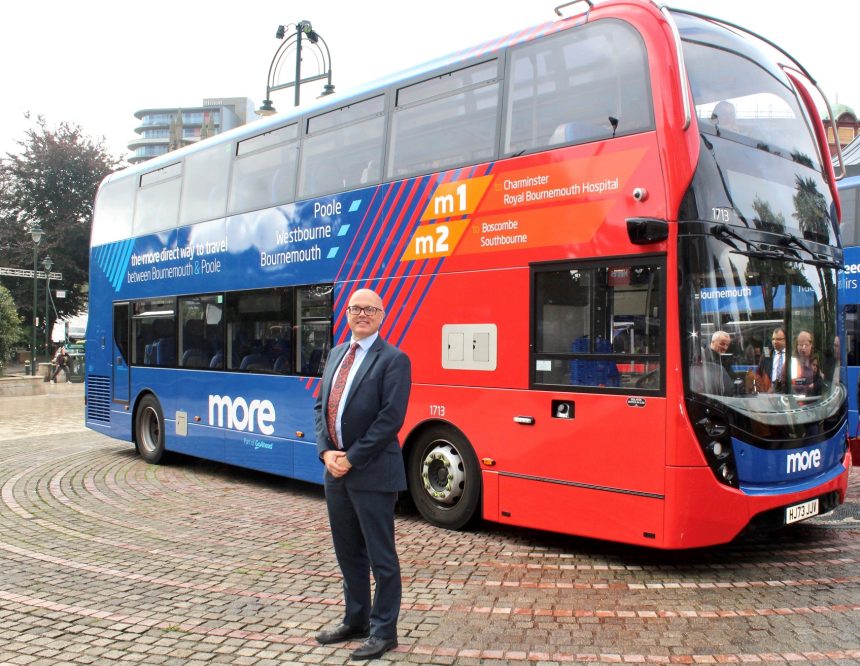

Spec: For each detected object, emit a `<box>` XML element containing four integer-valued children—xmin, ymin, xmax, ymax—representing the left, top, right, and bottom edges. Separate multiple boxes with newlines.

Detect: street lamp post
<box><xmin>42</xmin><ymin>255</ymin><xmax>53</xmax><ymax>362</ymax></box>
<box><xmin>257</xmin><ymin>20</ymin><xmax>335</xmax><ymax>117</ymax></box>
<box><xmin>29</xmin><ymin>222</ymin><xmax>43</xmax><ymax>376</ymax></box>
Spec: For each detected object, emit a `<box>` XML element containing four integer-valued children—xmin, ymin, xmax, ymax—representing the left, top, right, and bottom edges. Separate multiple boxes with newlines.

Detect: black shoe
<box><xmin>350</xmin><ymin>635</ymin><xmax>398</xmax><ymax>660</ymax></box>
<box><xmin>315</xmin><ymin>623</ymin><xmax>370</xmax><ymax>645</ymax></box>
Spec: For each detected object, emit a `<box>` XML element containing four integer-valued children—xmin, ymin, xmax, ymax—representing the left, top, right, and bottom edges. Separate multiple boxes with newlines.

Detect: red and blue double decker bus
<box><xmin>86</xmin><ymin>0</ymin><xmax>850</xmax><ymax>548</ymax></box>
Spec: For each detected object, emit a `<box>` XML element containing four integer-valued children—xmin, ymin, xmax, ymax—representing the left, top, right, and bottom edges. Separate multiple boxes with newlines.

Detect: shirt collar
<box><xmin>350</xmin><ymin>332</ymin><xmax>378</xmax><ymax>351</ymax></box>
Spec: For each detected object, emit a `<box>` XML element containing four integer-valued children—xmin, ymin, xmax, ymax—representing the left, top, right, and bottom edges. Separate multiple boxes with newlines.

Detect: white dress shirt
<box><xmin>772</xmin><ymin>348</ymin><xmax>785</xmax><ymax>383</ymax></box>
<box><xmin>333</xmin><ymin>332</ymin><xmax>378</xmax><ymax>448</ymax></box>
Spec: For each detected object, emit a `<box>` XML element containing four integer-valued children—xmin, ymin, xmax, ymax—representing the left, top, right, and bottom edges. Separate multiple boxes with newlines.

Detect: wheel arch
<box><xmin>130</xmin><ymin>388</ymin><xmax>158</xmax><ymax>449</ymax></box>
<box><xmin>402</xmin><ymin>418</ymin><xmax>474</xmax><ymax>477</ymax></box>
<box><xmin>401</xmin><ymin>418</ymin><xmax>483</xmax><ymax>529</ymax></box>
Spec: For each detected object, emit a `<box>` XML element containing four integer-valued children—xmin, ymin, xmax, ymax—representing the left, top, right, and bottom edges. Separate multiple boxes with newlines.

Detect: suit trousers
<box><xmin>324</xmin><ymin>479</ymin><xmax>401</xmax><ymax>639</ymax></box>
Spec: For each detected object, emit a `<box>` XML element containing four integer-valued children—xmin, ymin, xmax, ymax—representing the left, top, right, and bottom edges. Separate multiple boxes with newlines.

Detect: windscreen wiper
<box><xmin>780</xmin><ymin>233</ymin><xmax>841</xmax><ymax>269</ymax></box>
<box><xmin>712</xmin><ymin>225</ymin><xmax>840</xmax><ymax>267</ymax></box>
<box><xmin>711</xmin><ymin>224</ymin><xmax>785</xmax><ymax>259</ymax></box>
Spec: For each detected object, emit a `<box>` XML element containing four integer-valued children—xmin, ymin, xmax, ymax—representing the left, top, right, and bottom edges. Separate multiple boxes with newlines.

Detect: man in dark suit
<box><xmin>757</xmin><ymin>326</ymin><xmax>787</xmax><ymax>392</ymax></box>
<box><xmin>313</xmin><ymin>288</ymin><xmax>411</xmax><ymax>660</ymax></box>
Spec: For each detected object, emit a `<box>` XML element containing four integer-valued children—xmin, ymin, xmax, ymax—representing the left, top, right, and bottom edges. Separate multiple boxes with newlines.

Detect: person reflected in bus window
<box><xmin>822</xmin><ymin>335</ymin><xmax>840</xmax><ymax>383</ymax></box>
<box><xmin>313</xmin><ymin>288</ymin><xmax>411</xmax><ymax>661</ymax></box>
<box><xmin>790</xmin><ymin>330</ymin><xmax>823</xmax><ymax>395</ymax></box>
<box><xmin>757</xmin><ymin>327</ymin><xmax>787</xmax><ymax>392</ymax></box>
<box><xmin>711</xmin><ymin>101</ymin><xmax>738</xmax><ymax>135</ymax></box>
<box><xmin>691</xmin><ymin>330</ymin><xmax>734</xmax><ymax>395</ymax></box>
<box><xmin>743</xmin><ymin>338</ymin><xmax>761</xmax><ymax>365</ymax></box>
<box><xmin>704</xmin><ymin>330</ymin><xmax>731</xmax><ymax>366</ymax></box>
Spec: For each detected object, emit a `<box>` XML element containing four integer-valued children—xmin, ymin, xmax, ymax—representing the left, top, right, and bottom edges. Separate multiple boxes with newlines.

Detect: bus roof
<box><xmin>105</xmin><ymin>15</ymin><xmax>573</xmax><ymax>186</ymax></box>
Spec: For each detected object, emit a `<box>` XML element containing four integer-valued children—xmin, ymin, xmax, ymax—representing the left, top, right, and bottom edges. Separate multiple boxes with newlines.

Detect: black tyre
<box><xmin>407</xmin><ymin>426</ymin><xmax>480</xmax><ymax>530</ymax></box>
<box><xmin>135</xmin><ymin>394</ymin><xmax>167</xmax><ymax>464</ymax></box>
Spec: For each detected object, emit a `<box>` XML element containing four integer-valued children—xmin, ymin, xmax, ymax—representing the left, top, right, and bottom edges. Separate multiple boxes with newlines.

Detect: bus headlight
<box><xmin>717</xmin><ymin>463</ymin><xmax>736</xmax><ymax>485</ymax></box>
<box><xmin>707</xmin><ymin>440</ymin><xmax>729</xmax><ymax>460</ymax></box>
<box><xmin>694</xmin><ymin>413</ymin><xmax>739</xmax><ymax>488</ymax></box>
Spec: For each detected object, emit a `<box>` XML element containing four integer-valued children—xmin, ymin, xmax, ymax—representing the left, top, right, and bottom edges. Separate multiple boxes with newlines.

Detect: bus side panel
<box><xmin>490</xmin><ymin>392</ymin><xmax>666</xmax><ymax>543</ymax></box>
<box><xmin>85</xmin><ymin>248</ymin><xmax>131</xmax><ymax>440</ymax></box>
<box><xmin>482</xmin><ymin>471</ymin><xmax>499</xmax><ymax>521</ymax></box>
<box><xmin>399</xmin><ymin>269</ymin><xmax>529</xmax><ymax>390</ymax></box>
<box><xmin>662</xmin><ymin>466</ymin><xmax>750</xmax><ymax>548</ymax></box>
<box><xmin>135</xmin><ymin>370</ymin><xmax>324</xmax><ymax>484</ymax></box>
<box><xmin>497</xmin><ymin>474</ymin><xmax>664</xmax><ymax>547</ymax></box>
<box><xmin>405</xmin><ymin>383</ymin><xmax>667</xmax><ymax>541</ymax></box>
<box><xmin>840</xmin><ymin>245</ymin><xmax>860</xmax><ymax>461</ymax></box>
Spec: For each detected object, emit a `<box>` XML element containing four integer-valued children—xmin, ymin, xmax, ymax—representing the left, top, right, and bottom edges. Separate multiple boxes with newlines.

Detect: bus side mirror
<box><xmin>626</xmin><ymin>218</ymin><xmax>669</xmax><ymax>245</ymax></box>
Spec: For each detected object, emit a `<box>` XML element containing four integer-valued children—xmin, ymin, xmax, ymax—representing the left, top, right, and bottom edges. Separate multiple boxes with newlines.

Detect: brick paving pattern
<box><xmin>0</xmin><ymin>387</ymin><xmax>858</xmax><ymax>664</ymax></box>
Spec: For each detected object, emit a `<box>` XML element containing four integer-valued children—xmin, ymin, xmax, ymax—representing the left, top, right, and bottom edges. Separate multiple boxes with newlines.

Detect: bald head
<box><xmin>346</xmin><ymin>289</ymin><xmax>385</xmax><ymax>340</ymax></box>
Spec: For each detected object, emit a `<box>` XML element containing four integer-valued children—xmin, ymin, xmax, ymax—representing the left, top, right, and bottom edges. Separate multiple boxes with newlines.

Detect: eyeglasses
<box><xmin>347</xmin><ymin>305</ymin><xmax>382</xmax><ymax>316</ymax></box>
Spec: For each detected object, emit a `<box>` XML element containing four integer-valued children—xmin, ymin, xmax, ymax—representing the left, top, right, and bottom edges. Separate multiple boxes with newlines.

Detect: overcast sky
<box><xmin>0</xmin><ymin>0</ymin><xmax>855</xmax><ymax>162</ymax></box>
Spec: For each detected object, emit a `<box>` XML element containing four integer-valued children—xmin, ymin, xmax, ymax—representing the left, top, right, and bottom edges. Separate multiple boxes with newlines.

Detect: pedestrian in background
<box><xmin>50</xmin><ymin>345</ymin><xmax>70</xmax><ymax>383</ymax></box>
<box><xmin>313</xmin><ymin>288</ymin><xmax>411</xmax><ymax>660</ymax></box>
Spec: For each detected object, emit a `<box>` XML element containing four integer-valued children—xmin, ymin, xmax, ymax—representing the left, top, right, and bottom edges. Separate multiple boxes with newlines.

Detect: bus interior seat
<box><xmin>239</xmin><ymin>353</ymin><xmax>271</xmax><ymax>372</ymax></box>
<box><xmin>272</xmin><ymin>355</ymin><xmax>292</xmax><ymax>374</ymax></box>
<box><xmin>569</xmin><ymin>335</ymin><xmax>620</xmax><ymax>387</ymax></box>
<box><xmin>155</xmin><ymin>338</ymin><xmax>175</xmax><ymax>366</ymax></box>
<box><xmin>181</xmin><ymin>348</ymin><xmax>211</xmax><ymax>368</ymax></box>
<box><xmin>209</xmin><ymin>351</ymin><xmax>224</xmax><ymax>369</ymax></box>
<box><xmin>151</xmin><ymin>319</ymin><xmax>175</xmax><ymax>366</ymax></box>
<box><xmin>303</xmin><ymin>348</ymin><xmax>323</xmax><ymax>375</ymax></box>
<box><xmin>183</xmin><ymin>319</ymin><xmax>205</xmax><ymax>347</ymax></box>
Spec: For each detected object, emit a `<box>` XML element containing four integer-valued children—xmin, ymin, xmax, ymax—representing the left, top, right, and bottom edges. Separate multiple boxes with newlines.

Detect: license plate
<box><xmin>785</xmin><ymin>498</ymin><xmax>819</xmax><ymax>524</ymax></box>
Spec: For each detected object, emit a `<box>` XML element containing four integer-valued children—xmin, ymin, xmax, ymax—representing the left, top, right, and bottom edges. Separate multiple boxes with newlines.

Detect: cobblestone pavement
<box><xmin>1</xmin><ymin>388</ymin><xmax>859</xmax><ymax>665</ymax></box>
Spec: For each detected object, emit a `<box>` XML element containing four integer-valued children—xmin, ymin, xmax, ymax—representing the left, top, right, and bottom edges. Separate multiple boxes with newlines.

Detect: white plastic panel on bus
<box><xmin>442</xmin><ymin>324</ymin><xmax>497</xmax><ymax>371</ymax></box>
<box><xmin>91</xmin><ymin>175</ymin><xmax>135</xmax><ymax>246</ymax></box>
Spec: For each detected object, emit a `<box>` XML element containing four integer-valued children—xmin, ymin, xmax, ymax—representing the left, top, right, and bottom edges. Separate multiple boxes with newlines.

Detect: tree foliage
<box><xmin>0</xmin><ymin>284</ymin><xmax>23</xmax><ymax>372</ymax></box>
<box><xmin>0</xmin><ymin>115</ymin><xmax>121</xmax><ymax>331</ymax></box>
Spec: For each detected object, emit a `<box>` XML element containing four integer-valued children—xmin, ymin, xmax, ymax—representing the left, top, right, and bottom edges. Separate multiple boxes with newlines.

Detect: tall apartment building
<box><xmin>128</xmin><ymin>97</ymin><xmax>256</xmax><ymax>164</ymax></box>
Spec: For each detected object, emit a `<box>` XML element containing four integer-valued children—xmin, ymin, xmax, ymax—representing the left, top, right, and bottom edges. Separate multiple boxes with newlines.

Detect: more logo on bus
<box><xmin>208</xmin><ymin>394</ymin><xmax>276</xmax><ymax>435</ymax></box>
<box><xmin>786</xmin><ymin>449</ymin><xmax>821</xmax><ymax>474</ymax></box>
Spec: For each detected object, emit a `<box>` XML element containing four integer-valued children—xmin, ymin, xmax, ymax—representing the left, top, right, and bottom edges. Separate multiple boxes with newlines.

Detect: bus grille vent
<box><xmin>86</xmin><ymin>375</ymin><xmax>111</xmax><ymax>423</ymax></box>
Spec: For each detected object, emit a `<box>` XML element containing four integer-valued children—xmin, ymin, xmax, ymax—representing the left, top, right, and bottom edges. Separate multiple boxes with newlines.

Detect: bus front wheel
<box><xmin>407</xmin><ymin>426</ymin><xmax>480</xmax><ymax>530</ymax></box>
<box><xmin>135</xmin><ymin>394</ymin><xmax>167</xmax><ymax>464</ymax></box>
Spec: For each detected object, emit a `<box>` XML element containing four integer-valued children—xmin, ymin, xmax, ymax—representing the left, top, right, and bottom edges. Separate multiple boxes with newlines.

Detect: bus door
<box><xmin>507</xmin><ymin>259</ymin><xmax>667</xmax><ymax>541</ymax></box>
<box><xmin>112</xmin><ymin>303</ymin><xmax>130</xmax><ymax>404</ymax></box>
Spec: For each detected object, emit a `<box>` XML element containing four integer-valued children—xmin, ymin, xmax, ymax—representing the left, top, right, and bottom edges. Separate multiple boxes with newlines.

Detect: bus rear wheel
<box><xmin>135</xmin><ymin>394</ymin><xmax>167</xmax><ymax>464</ymax></box>
<box><xmin>408</xmin><ymin>426</ymin><xmax>480</xmax><ymax>530</ymax></box>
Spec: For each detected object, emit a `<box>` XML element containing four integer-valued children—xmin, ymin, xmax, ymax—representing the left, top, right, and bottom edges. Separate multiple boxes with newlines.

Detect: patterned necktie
<box><xmin>326</xmin><ymin>342</ymin><xmax>359</xmax><ymax>447</ymax></box>
<box><xmin>773</xmin><ymin>350</ymin><xmax>784</xmax><ymax>383</ymax></box>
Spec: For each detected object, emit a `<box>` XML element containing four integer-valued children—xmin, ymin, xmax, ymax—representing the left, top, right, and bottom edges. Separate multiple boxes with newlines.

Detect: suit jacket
<box><xmin>314</xmin><ymin>336</ymin><xmax>411</xmax><ymax>492</ymax></box>
<box><xmin>758</xmin><ymin>350</ymin><xmax>786</xmax><ymax>390</ymax></box>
